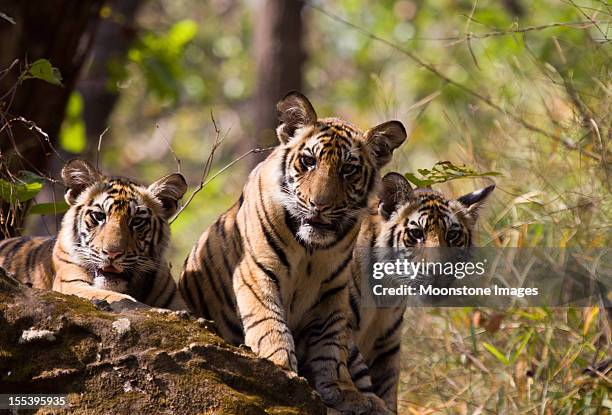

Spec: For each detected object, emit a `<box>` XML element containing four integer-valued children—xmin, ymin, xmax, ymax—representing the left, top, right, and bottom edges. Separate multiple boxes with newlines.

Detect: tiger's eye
<box><xmin>341</xmin><ymin>164</ymin><xmax>358</xmax><ymax>176</ymax></box>
<box><xmin>131</xmin><ymin>217</ymin><xmax>146</xmax><ymax>228</ymax></box>
<box><xmin>90</xmin><ymin>211</ymin><xmax>106</xmax><ymax>222</ymax></box>
<box><xmin>409</xmin><ymin>228</ymin><xmax>424</xmax><ymax>240</ymax></box>
<box><xmin>300</xmin><ymin>155</ymin><xmax>316</xmax><ymax>169</ymax></box>
<box><xmin>446</xmin><ymin>230</ymin><xmax>461</xmax><ymax>240</ymax></box>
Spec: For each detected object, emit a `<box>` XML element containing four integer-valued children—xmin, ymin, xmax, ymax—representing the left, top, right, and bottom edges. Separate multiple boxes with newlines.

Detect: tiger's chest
<box><xmin>281</xmin><ymin>250</ymin><xmax>347</xmax><ymax>331</ymax></box>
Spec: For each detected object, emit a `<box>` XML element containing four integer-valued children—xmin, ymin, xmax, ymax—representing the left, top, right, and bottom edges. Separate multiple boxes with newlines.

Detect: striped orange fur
<box><xmin>348</xmin><ymin>172</ymin><xmax>495</xmax><ymax>412</ymax></box>
<box><xmin>0</xmin><ymin>158</ymin><xmax>188</xmax><ymax>309</ymax></box>
<box><xmin>180</xmin><ymin>91</ymin><xmax>407</xmax><ymax>414</ymax></box>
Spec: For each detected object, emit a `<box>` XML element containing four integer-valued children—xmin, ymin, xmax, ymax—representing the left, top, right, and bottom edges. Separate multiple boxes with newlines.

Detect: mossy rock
<box><xmin>0</xmin><ymin>267</ymin><xmax>325</xmax><ymax>415</ymax></box>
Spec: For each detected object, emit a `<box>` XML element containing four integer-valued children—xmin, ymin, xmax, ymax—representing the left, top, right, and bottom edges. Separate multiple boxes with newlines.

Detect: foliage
<box><xmin>19</xmin><ymin>59</ymin><xmax>63</xmax><ymax>86</ymax></box>
<box><xmin>404</xmin><ymin>161</ymin><xmax>501</xmax><ymax>187</ymax></box>
<box><xmin>126</xmin><ymin>19</ymin><xmax>198</xmax><ymax>104</ymax></box>
<box><xmin>27</xmin><ymin>202</ymin><xmax>69</xmax><ymax>216</ymax></box>
<box><xmin>0</xmin><ymin>172</ymin><xmax>44</xmax><ymax>203</ymax></box>
<box><xmin>59</xmin><ymin>92</ymin><xmax>86</xmax><ymax>154</ymax></box>
<box><xmin>400</xmin><ymin>307</ymin><xmax>610</xmax><ymax>413</ymax></box>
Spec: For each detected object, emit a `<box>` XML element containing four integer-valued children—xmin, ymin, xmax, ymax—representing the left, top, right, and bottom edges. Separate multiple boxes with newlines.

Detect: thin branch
<box><xmin>169</xmin><ymin>116</ymin><xmax>275</xmax><ymax>225</ymax></box>
<box><xmin>157</xmin><ymin>123</ymin><xmax>181</xmax><ymax>174</ymax></box>
<box><xmin>304</xmin><ymin>1</ymin><xmax>606</xmax><ymax>162</ymax></box>
<box><xmin>171</xmin><ymin>112</ymin><xmax>251</xmax><ymax>224</ymax></box>
<box><xmin>96</xmin><ymin>127</ymin><xmax>109</xmax><ymax>170</ymax></box>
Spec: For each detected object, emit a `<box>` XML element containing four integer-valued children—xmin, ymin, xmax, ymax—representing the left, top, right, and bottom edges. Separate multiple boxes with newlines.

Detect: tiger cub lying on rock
<box><xmin>0</xmin><ymin>158</ymin><xmax>188</xmax><ymax>309</ymax></box>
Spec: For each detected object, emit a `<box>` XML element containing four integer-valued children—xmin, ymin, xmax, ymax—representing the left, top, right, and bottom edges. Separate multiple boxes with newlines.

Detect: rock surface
<box><xmin>0</xmin><ymin>268</ymin><xmax>325</xmax><ymax>414</ymax></box>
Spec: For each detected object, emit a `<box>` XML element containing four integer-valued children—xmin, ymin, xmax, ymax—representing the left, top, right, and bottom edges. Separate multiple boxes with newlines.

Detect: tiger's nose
<box><xmin>103</xmin><ymin>250</ymin><xmax>123</xmax><ymax>260</ymax></box>
<box><xmin>310</xmin><ymin>199</ymin><xmax>331</xmax><ymax>212</ymax></box>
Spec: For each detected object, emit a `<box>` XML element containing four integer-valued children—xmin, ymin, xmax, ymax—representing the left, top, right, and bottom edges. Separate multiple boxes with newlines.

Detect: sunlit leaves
<box><xmin>0</xmin><ymin>171</ymin><xmax>45</xmax><ymax>203</ymax></box>
<box><xmin>59</xmin><ymin>92</ymin><xmax>86</xmax><ymax>154</ymax></box>
<box><xmin>19</xmin><ymin>59</ymin><xmax>63</xmax><ymax>86</ymax></box>
<box><xmin>127</xmin><ymin>20</ymin><xmax>198</xmax><ymax>104</ymax></box>
<box><xmin>27</xmin><ymin>201</ymin><xmax>69</xmax><ymax>216</ymax></box>
<box><xmin>404</xmin><ymin>161</ymin><xmax>502</xmax><ymax>187</ymax></box>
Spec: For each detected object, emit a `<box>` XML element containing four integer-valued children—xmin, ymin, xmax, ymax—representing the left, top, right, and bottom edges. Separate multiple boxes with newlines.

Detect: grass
<box><xmin>397</xmin><ymin>307</ymin><xmax>611</xmax><ymax>414</ymax></box>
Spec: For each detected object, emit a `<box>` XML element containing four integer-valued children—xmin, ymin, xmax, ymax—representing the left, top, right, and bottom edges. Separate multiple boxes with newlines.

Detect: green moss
<box><xmin>135</xmin><ymin>315</ymin><xmax>221</xmax><ymax>349</ymax></box>
<box><xmin>40</xmin><ymin>292</ymin><xmax>114</xmax><ymax>320</ymax></box>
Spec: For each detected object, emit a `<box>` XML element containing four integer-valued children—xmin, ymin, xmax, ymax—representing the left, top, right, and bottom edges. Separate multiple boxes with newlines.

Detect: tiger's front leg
<box><xmin>300</xmin><ymin>283</ymin><xmax>386</xmax><ymax>415</ymax></box>
<box><xmin>234</xmin><ymin>257</ymin><xmax>298</xmax><ymax>372</ymax></box>
<box><xmin>368</xmin><ymin>333</ymin><xmax>402</xmax><ymax>412</ymax></box>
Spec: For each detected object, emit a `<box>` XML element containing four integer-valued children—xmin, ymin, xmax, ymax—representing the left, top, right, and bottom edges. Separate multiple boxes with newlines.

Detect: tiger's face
<box><xmin>60</xmin><ymin>159</ymin><xmax>187</xmax><ymax>294</ymax></box>
<box><xmin>377</xmin><ymin>173</ymin><xmax>494</xmax><ymax>249</ymax></box>
<box><xmin>275</xmin><ymin>92</ymin><xmax>407</xmax><ymax>248</ymax></box>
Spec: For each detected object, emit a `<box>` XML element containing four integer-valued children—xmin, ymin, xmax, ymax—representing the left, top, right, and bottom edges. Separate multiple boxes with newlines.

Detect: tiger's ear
<box><xmin>365</xmin><ymin>121</ymin><xmax>407</xmax><ymax>168</ymax></box>
<box><xmin>457</xmin><ymin>184</ymin><xmax>495</xmax><ymax>222</ymax></box>
<box><xmin>148</xmin><ymin>173</ymin><xmax>188</xmax><ymax>219</ymax></box>
<box><xmin>62</xmin><ymin>158</ymin><xmax>103</xmax><ymax>205</ymax></box>
<box><xmin>378</xmin><ymin>172</ymin><xmax>414</xmax><ymax>220</ymax></box>
<box><xmin>276</xmin><ymin>90</ymin><xmax>318</xmax><ymax>144</ymax></box>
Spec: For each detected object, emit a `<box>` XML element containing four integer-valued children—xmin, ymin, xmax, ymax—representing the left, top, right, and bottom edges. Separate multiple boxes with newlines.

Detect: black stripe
<box><xmin>352</xmin><ymin>367</ymin><xmax>371</xmax><ymax>383</ymax></box>
<box><xmin>62</xmin><ymin>278</ymin><xmax>91</xmax><ymax>284</ymax></box>
<box><xmin>349</xmin><ymin>291</ymin><xmax>361</xmax><ymax>329</ymax></box>
<box><xmin>203</xmin><ymin>238</ymin><xmax>235</xmax><ymax>306</ymax></box>
<box><xmin>264</xmin><ymin>347</ymin><xmax>291</xmax><ymax>360</ymax></box>
<box><xmin>256</xmin><ymin>328</ymin><xmax>290</xmax><ymax>351</ymax></box>
<box><xmin>260</xmin><ymin>221</ymin><xmax>289</xmax><ymax>268</ymax></box>
<box><xmin>318</xmin><ymin>283</ymin><xmax>347</xmax><ymax>304</ymax></box>
<box><xmin>244</xmin><ymin>316</ymin><xmax>286</xmax><ymax>332</ymax></box>
<box><xmin>375</xmin><ymin>373</ymin><xmax>398</xmax><ymax>398</ymax></box>
<box><xmin>160</xmin><ymin>286</ymin><xmax>175</xmax><ymax>308</ymax></box>
<box><xmin>375</xmin><ymin>314</ymin><xmax>403</xmax><ymax>345</ymax></box>
<box><xmin>370</xmin><ymin>344</ymin><xmax>400</xmax><ymax>368</ymax></box>
<box><xmin>0</xmin><ymin>238</ymin><xmax>22</xmax><ymax>256</ymax></box>
<box><xmin>25</xmin><ymin>239</ymin><xmax>48</xmax><ymax>272</ymax></box>
<box><xmin>308</xmin><ymin>329</ymin><xmax>343</xmax><ymax>346</ymax></box>
<box><xmin>72</xmin><ymin>206</ymin><xmax>82</xmax><ymax>242</ymax></box>
<box><xmin>221</xmin><ymin>313</ymin><xmax>244</xmax><ymax>341</ymax></box>
<box><xmin>151</xmin><ymin>272</ymin><xmax>172</xmax><ymax>305</ymax></box>
<box><xmin>322</xmin><ymin>253</ymin><xmax>352</xmax><ymax>285</ymax></box>
<box><xmin>258</xmin><ymin>174</ymin><xmax>288</xmax><ymax>247</ymax></box>
<box><xmin>3</xmin><ymin>237</ymin><xmax>32</xmax><ymax>266</ymax></box>
<box><xmin>55</xmin><ymin>255</ymin><xmax>79</xmax><ymax>266</ymax></box>
<box><xmin>308</xmin><ymin>356</ymin><xmax>338</xmax><ymax>365</ymax></box>
<box><xmin>238</xmin><ymin>265</ymin><xmax>282</xmax><ymax>317</ymax></box>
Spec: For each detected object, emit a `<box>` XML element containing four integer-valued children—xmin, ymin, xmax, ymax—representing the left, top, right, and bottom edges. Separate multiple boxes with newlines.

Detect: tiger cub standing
<box><xmin>0</xmin><ymin>158</ymin><xmax>188</xmax><ymax>309</ymax></box>
<box><xmin>348</xmin><ymin>172</ymin><xmax>495</xmax><ymax>412</ymax></box>
<box><xmin>180</xmin><ymin>91</ymin><xmax>407</xmax><ymax>414</ymax></box>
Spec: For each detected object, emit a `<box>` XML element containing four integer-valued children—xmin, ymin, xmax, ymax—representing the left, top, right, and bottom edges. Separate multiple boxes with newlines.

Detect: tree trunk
<box><xmin>249</xmin><ymin>0</ymin><xmax>307</xmax><ymax>165</ymax></box>
<box><xmin>77</xmin><ymin>0</ymin><xmax>143</xmax><ymax>160</ymax></box>
<box><xmin>0</xmin><ymin>0</ymin><xmax>104</xmax><ymax>239</ymax></box>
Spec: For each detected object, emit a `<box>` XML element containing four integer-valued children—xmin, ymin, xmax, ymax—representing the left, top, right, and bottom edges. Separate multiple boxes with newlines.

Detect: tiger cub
<box><xmin>180</xmin><ymin>91</ymin><xmax>407</xmax><ymax>414</ymax></box>
<box><xmin>0</xmin><ymin>158</ymin><xmax>188</xmax><ymax>309</ymax></box>
<box><xmin>348</xmin><ymin>172</ymin><xmax>495</xmax><ymax>412</ymax></box>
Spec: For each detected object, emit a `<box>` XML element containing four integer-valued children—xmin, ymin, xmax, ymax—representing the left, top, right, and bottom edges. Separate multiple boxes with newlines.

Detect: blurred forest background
<box><xmin>0</xmin><ymin>0</ymin><xmax>610</xmax><ymax>413</ymax></box>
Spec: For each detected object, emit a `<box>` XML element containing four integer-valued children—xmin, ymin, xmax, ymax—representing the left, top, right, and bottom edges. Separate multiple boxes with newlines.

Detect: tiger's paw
<box><xmin>363</xmin><ymin>393</ymin><xmax>393</xmax><ymax>415</ymax></box>
<box><xmin>319</xmin><ymin>384</ymin><xmax>373</xmax><ymax>415</ymax></box>
<box><xmin>265</xmin><ymin>349</ymin><xmax>298</xmax><ymax>373</ymax></box>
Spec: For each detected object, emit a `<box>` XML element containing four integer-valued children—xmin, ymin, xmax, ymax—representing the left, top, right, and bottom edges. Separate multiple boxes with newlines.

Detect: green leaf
<box><xmin>404</xmin><ymin>161</ymin><xmax>502</xmax><ymax>187</ymax></box>
<box><xmin>0</xmin><ymin>171</ymin><xmax>45</xmax><ymax>203</ymax></box>
<box><xmin>59</xmin><ymin>92</ymin><xmax>86</xmax><ymax>153</ymax></box>
<box><xmin>167</xmin><ymin>20</ymin><xmax>198</xmax><ymax>50</ymax></box>
<box><xmin>482</xmin><ymin>342</ymin><xmax>510</xmax><ymax>365</ymax></box>
<box><xmin>510</xmin><ymin>329</ymin><xmax>533</xmax><ymax>364</ymax></box>
<box><xmin>28</xmin><ymin>201</ymin><xmax>69</xmax><ymax>215</ymax></box>
<box><xmin>20</xmin><ymin>59</ymin><xmax>63</xmax><ymax>86</ymax></box>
